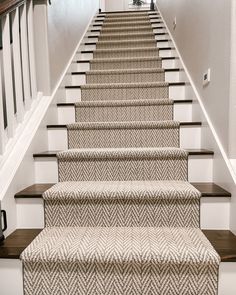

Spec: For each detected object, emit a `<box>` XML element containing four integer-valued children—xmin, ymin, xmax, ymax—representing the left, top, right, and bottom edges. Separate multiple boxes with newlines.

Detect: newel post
<box><xmin>150</xmin><ymin>0</ymin><xmax>155</xmax><ymax>11</ymax></box>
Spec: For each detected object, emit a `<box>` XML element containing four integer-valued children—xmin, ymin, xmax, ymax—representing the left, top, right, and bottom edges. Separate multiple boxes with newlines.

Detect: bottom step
<box><xmin>21</xmin><ymin>227</ymin><xmax>219</xmax><ymax>295</ymax></box>
<box><xmin>1</xmin><ymin>229</ymin><xmax>236</xmax><ymax>295</ymax></box>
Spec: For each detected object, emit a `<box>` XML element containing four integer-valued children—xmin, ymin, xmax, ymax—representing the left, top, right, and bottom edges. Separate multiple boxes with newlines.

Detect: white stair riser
<box><xmin>1</xmin><ymin>260</ymin><xmax>235</xmax><ymax>295</ymax></box>
<box><xmin>15</xmin><ymin>197</ymin><xmax>228</xmax><ymax>230</ymax></box>
<box><xmin>34</xmin><ymin>156</ymin><xmax>213</xmax><ymax>183</ymax></box>
<box><xmin>84</xmin><ymin>35</ymin><xmax>169</xmax><ymax>42</ymax></box>
<box><xmin>0</xmin><ymin>260</ymin><xmax>24</xmax><ymax>295</ymax></box>
<box><xmin>200</xmin><ymin>197</ymin><xmax>230</xmax><ymax>230</ymax></box>
<box><xmin>65</xmin><ymin>85</ymin><xmax>187</xmax><ymax>102</ymax></box>
<box><xmin>70</xmin><ymin>59</ymin><xmax>178</xmax><ymax>72</ymax></box>
<box><xmin>81</xmin><ymin>40</ymin><xmax>171</xmax><ymax>50</ymax></box>
<box><xmin>90</xmin><ymin>23</ymin><xmax>165</xmax><ymax>31</ymax></box>
<box><xmin>57</xmin><ymin>103</ymin><xmax>193</xmax><ymax>125</ymax></box>
<box><xmin>47</xmin><ymin>126</ymin><xmax>201</xmax><ymax>151</ymax></box>
<box><xmin>174</xmin><ymin>103</ymin><xmax>193</xmax><ymax>121</ymax></box>
<box><xmin>153</xmin><ymin>28</ymin><xmax>167</xmax><ymax>34</ymax></box>
<box><xmin>77</xmin><ymin>53</ymin><xmax>93</xmax><ymax>61</ymax></box>
<box><xmin>16</xmin><ymin>199</ymin><xmax>44</xmax><ymax>229</ymax></box>
<box><xmin>71</xmin><ymin>71</ymin><xmax>180</xmax><ymax>85</ymax></box>
<box><xmin>76</xmin><ymin>48</ymin><xmax>175</xmax><ymax>61</ymax></box>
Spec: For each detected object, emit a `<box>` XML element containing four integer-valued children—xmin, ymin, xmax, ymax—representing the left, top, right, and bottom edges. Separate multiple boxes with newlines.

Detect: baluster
<box><xmin>27</xmin><ymin>0</ymin><xmax>37</xmax><ymax>99</ymax></box>
<box><xmin>20</xmin><ymin>2</ymin><xmax>31</xmax><ymax>109</ymax></box>
<box><xmin>0</xmin><ymin>57</ymin><xmax>5</xmax><ymax>154</ymax></box>
<box><xmin>2</xmin><ymin>13</ymin><xmax>15</xmax><ymax>138</ymax></box>
<box><xmin>12</xmin><ymin>7</ymin><xmax>24</xmax><ymax>122</ymax></box>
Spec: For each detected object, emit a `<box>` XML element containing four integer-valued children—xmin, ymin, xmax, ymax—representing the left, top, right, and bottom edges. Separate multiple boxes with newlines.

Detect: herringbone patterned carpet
<box><xmin>21</xmin><ymin>10</ymin><xmax>220</xmax><ymax>295</ymax></box>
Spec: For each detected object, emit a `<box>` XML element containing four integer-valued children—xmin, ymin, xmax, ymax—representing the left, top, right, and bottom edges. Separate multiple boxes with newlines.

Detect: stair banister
<box><xmin>0</xmin><ymin>0</ymin><xmax>38</xmax><ymax>154</ymax></box>
<box><xmin>150</xmin><ymin>0</ymin><xmax>155</xmax><ymax>11</ymax></box>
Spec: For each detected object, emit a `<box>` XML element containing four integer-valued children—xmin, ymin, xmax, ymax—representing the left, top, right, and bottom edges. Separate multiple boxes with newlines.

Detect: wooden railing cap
<box><xmin>0</xmin><ymin>0</ymin><xmax>25</xmax><ymax>16</ymax></box>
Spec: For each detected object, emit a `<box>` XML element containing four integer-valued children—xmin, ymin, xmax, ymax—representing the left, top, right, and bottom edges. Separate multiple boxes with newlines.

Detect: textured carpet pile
<box><xmin>21</xmin><ymin>10</ymin><xmax>220</xmax><ymax>295</ymax></box>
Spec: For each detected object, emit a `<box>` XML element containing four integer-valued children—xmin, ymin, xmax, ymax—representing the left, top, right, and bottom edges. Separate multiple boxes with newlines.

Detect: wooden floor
<box><xmin>1</xmin><ymin>229</ymin><xmax>236</xmax><ymax>261</ymax></box>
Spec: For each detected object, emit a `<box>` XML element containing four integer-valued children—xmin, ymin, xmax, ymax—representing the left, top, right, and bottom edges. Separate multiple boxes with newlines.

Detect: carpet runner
<box><xmin>57</xmin><ymin>147</ymin><xmax>188</xmax><ymax>182</ymax></box>
<box><xmin>93</xmin><ymin>47</ymin><xmax>159</xmax><ymax>58</ymax></box>
<box><xmin>98</xmin><ymin>32</ymin><xmax>156</xmax><ymax>40</ymax></box>
<box><xmin>75</xmin><ymin>99</ymin><xmax>174</xmax><ymax>122</ymax></box>
<box><xmin>90</xmin><ymin>56</ymin><xmax>163</xmax><ymax>70</ymax></box>
<box><xmin>21</xmin><ymin>9</ymin><xmax>220</xmax><ymax>295</ymax></box>
<box><xmin>101</xmin><ymin>20</ymin><xmax>153</xmax><ymax>27</ymax></box>
<box><xmin>101</xmin><ymin>25</ymin><xmax>154</xmax><ymax>33</ymax></box>
<box><xmin>81</xmin><ymin>82</ymin><xmax>169</xmax><ymax>100</ymax></box>
<box><xmin>85</xmin><ymin>69</ymin><xmax>165</xmax><ymax>84</ymax></box>
<box><xmin>67</xmin><ymin>121</ymin><xmax>180</xmax><ymax>149</ymax></box>
<box><xmin>43</xmin><ymin>181</ymin><xmax>201</xmax><ymax>227</ymax></box>
<box><xmin>96</xmin><ymin>39</ymin><xmax>157</xmax><ymax>49</ymax></box>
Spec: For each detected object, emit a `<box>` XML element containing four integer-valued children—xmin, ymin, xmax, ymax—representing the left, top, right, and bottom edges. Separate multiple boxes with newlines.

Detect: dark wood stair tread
<box><xmin>15</xmin><ymin>184</ymin><xmax>55</xmax><ymax>199</ymax></box>
<box><xmin>101</xmin><ymin>10</ymin><xmax>155</xmax><ymax>14</ymax></box>
<box><xmin>1</xmin><ymin>229</ymin><xmax>236</xmax><ymax>261</ymax></box>
<box><xmin>72</xmin><ymin>68</ymin><xmax>181</xmax><ymax>75</ymax></box>
<box><xmin>203</xmin><ymin>230</ymin><xmax>236</xmax><ymax>262</ymax></box>
<box><xmin>14</xmin><ymin>182</ymin><xmax>231</xmax><ymax>200</ymax></box>
<box><xmin>65</xmin><ymin>82</ymin><xmax>185</xmax><ymax>89</ymax></box>
<box><xmin>57</xmin><ymin>100</ymin><xmax>193</xmax><ymax>107</ymax></box>
<box><xmin>83</xmin><ymin>39</ymin><xmax>170</xmax><ymax>46</ymax></box>
<box><xmin>90</xmin><ymin>26</ymin><xmax>165</xmax><ymax>33</ymax></box>
<box><xmin>87</xmin><ymin>33</ymin><xmax>168</xmax><ymax>38</ymax></box>
<box><xmin>46</xmin><ymin>122</ymin><xmax>202</xmax><ymax>129</ymax></box>
<box><xmin>192</xmin><ymin>183</ymin><xmax>231</xmax><ymax>197</ymax></box>
<box><xmin>0</xmin><ymin>229</ymin><xmax>42</xmax><ymax>259</ymax></box>
<box><xmin>77</xmin><ymin>57</ymin><xmax>179</xmax><ymax>63</ymax></box>
<box><xmin>33</xmin><ymin>149</ymin><xmax>214</xmax><ymax>158</ymax></box>
<box><xmin>79</xmin><ymin>47</ymin><xmax>174</xmax><ymax>54</ymax></box>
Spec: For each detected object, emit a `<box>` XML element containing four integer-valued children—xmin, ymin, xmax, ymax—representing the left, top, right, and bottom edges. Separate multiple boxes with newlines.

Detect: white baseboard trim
<box><xmin>156</xmin><ymin>3</ymin><xmax>236</xmax><ymax>185</ymax></box>
<box><xmin>0</xmin><ymin>8</ymin><xmax>98</xmax><ymax>201</ymax></box>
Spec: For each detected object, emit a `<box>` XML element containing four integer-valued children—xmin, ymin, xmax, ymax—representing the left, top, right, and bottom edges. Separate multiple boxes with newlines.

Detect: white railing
<box><xmin>0</xmin><ymin>0</ymin><xmax>37</xmax><ymax>155</ymax></box>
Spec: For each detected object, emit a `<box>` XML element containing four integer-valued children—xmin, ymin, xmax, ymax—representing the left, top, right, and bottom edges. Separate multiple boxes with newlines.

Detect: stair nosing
<box><xmin>89</xmin><ymin>26</ymin><xmax>165</xmax><ymax>33</ymax></box>
<box><xmin>14</xmin><ymin>182</ymin><xmax>231</xmax><ymax>200</ymax></box>
<box><xmin>65</xmin><ymin>82</ymin><xmax>186</xmax><ymax>89</ymax></box>
<box><xmin>71</xmin><ymin>68</ymin><xmax>181</xmax><ymax>75</ymax></box>
<box><xmin>79</xmin><ymin>47</ymin><xmax>174</xmax><ymax>54</ymax></box>
<box><xmin>76</xmin><ymin>57</ymin><xmax>179</xmax><ymax>63</ymax></box>
<box><xmin>1</xmin><ymin>229</ymin><xmax>236</xmax><ymax>261</ymax></box>
<box><xmin>57</xmin><ymin>100</ymin><xmax>193</xmax><ymax>107</ymax></box>
<box><xmin>94</xmin><ymin>17</ymin><xmax>161</xmax><ymax>23</ymax></box>
<box><xmin>46</xmin><ymin>122</ymin><xmax>202</xmax><ymax>129</ymax></box>
<box><xmin>87</xmin><ymin>33</ymin><xmax>168</xmax><ymax>38</ymax></box>
<box><xmin>83</xmin><ymin>39</ymin><xmax>171</xmax><ymax>46</ymax></box>
<box><xmin>33</xmin><ymin>149</ymin><xmax>215</xmax><ymax>158</ymax></box>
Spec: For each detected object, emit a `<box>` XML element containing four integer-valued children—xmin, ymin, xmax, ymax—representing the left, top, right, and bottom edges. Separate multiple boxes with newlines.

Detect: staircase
<box><xmin>1</xmin><ymin>8</ymin><xmax>236</xmax><ymax>295</ymax></box>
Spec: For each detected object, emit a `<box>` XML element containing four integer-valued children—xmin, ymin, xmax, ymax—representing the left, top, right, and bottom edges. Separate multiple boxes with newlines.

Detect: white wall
<box><xmin>228</xmin><ymin>1</ymin><xmax>236</xmax><ymax>158</ymax></box>
<box><xmin>156</xmin><ymin>0</ymin><xmax>231</xmax><ymax>155</ymax></box>
<box><xmin>47</xmin><ymin>0</ymin><xmax>99</xmax><ymax>93</ymax></box>
<box><xmin>156</xmin><ymin>0</ymin><xmax>236</xmax><ymax>234</ymax></box>
<box><xmin>105</xmin><ymin>0</ymin><xmax>129</xmax><ymax>11</ymax></box>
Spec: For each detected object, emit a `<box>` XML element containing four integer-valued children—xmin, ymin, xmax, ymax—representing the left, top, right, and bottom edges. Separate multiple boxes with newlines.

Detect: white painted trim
<box><xmin>2</xmin><ymin>14</ymin><xmax>15</xmax><ymax>138</ymax></box>
<box><xmin>12</xmin><ymin>7</ymin><xmax>25</xmax><ymax>123</ymax></box>
<box><xmin>20</xmin><ymin>2</ymin><xmax>32</xmax><ymax>110</ymax></box>
<box><xmin>156</xmin><ymin>3</ymin><xmax>236</xmax><ymax>184</ymax></box>
<box><xmin>0</xmin><ymin>9</ymin><xmax>99</xmax><ymax>201</ymax></box>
